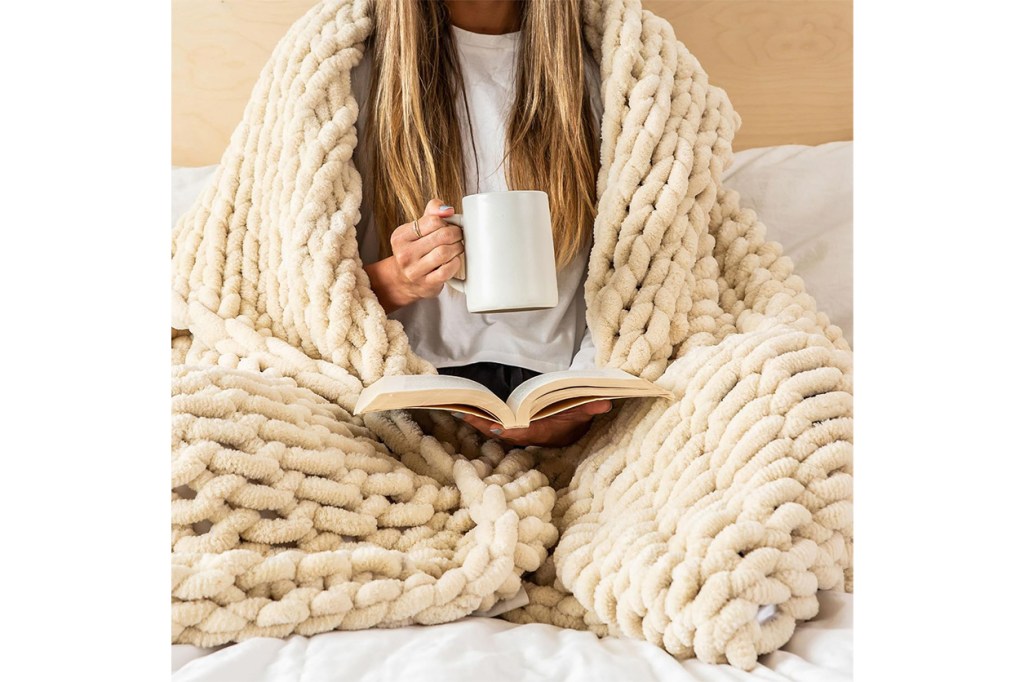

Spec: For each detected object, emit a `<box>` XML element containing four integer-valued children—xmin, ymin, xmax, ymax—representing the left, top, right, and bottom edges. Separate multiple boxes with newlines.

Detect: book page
<box><xmin>505</xmin><ymin>367</ymin><xmax>639</xmax><ymax>409</ymax></box>
<box><xmin>526</xmin><ymin>385</ymin><xmax>673</xmax><ymax>419</ymax></box>
<box><xmin>430</xmin><ymin>403</ymin><xmax>503</xmax><ymax>422</ymax></box>
<box><xmin>507</xmin><ymin>367</ymin><xmax>673</xmax><ymax>421</ymax></box>
<box><xmin>354</xmin><ymin>374</ymin><xmax>514</xmax><ymax>425</ymax></box>
<box><xmin>530</xmin><ymin>395</ymin><xmax>624</xmax><ymax>421</ymax></box>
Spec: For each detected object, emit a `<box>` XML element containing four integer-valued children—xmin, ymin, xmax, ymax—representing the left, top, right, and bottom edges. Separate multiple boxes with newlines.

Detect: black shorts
<box><xmin>437</xmin><ymin>361</ymin><xmax>542</xmax><ymax>402</ymax></box>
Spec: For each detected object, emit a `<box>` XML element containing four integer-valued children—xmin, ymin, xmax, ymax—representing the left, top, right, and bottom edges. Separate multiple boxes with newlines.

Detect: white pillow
<box><xmin>172</xmin><ymin>140</ymin><xmax>852</xmax><ymax>338</ymax></box>
<box><xmin>171</xmin><ymin>165</ymin><xmax>217</xmax><ymax>227</ymax></box>
<box><xmin>722</xmin><ymin>141</ymin><xmax>853</xmax><ymax>339</ymax></box>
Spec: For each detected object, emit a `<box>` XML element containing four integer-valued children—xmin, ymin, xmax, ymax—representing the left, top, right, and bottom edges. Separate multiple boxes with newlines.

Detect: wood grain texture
<box><xmin>172</xmin><ymin>0</ymin><xmax>852</xmax><ymax>166</ymax></box>
<box><xmin>172</xmin><ymin>1</ymin><xmax>314</xmax><ymax>167</ymax></box>
<box><xmin>645</xmin><ymin>0</ymin><xmax>852</xmax><ymax>150</ymax></box>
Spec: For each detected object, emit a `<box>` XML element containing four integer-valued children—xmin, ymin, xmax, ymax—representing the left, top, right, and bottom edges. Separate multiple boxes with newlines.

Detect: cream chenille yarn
<box><xmin>170</xmin><ymin>0</ymin><xmax>852</xmax><ymax>669</ymax></box>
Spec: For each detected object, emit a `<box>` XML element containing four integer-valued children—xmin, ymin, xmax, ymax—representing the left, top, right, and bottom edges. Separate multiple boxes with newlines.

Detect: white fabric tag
<box><xmin>470</xmin><ymin>585</ymin><xmax>531</xmax><ymax>618</ymax></box>
<box><xmin>756</xmin><ymin>604</ymin><xmax>777</xmax><ymax>625</ymax></box>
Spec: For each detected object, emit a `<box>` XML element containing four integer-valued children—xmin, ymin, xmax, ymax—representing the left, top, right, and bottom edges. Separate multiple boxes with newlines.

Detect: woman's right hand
<box><xmin>390</xmin><ymin>199</ymin><xmax>464</xmax><ymax>301</ymax></box>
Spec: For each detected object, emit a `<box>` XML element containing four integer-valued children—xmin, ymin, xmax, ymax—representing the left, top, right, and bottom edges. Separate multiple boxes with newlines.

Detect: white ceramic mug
<box><xmin>443</xmin><ymin>190</ymin><xmax>559</xmax><ymax>313</ymax></box>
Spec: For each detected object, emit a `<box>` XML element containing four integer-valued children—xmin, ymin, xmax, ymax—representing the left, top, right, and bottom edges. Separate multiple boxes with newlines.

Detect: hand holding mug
<box><xmin>388</xmin><ymin>199</ymin><xmax>465</xmax><ymax>301</ymax></box>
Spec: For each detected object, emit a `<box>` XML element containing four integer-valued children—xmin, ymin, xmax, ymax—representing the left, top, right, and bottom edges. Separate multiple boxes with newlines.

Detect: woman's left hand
<box><xmin>458</xmin><ymin>400</ymin><xmax>613</xmax><ymax>448</ymax></box>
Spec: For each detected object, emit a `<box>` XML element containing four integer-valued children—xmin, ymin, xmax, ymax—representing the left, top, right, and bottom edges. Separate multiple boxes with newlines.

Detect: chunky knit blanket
<box><xmin>170</xmin><ymin>0</ymin><xmax>852</xmax><ymax>669</ymax></box>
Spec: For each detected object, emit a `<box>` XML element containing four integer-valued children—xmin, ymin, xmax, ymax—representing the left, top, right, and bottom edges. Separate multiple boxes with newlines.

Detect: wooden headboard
<box><xmin>172</xmin><ymin>0</ymin><xmax>852</xmax><ymax>167</ymax></box>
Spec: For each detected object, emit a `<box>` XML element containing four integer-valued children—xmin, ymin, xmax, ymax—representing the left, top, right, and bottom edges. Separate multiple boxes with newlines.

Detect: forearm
<box><xmin>364</xmin><ymin>256</ymin><xmax>416</xmax><ymax>315</ymax></box>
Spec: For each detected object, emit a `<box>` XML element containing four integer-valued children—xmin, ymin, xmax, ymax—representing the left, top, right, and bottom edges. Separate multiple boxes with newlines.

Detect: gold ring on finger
<box><xmin>412</xmin><ymin>219</ymin><xmax>422</xmax><ymax>239</ymax></box>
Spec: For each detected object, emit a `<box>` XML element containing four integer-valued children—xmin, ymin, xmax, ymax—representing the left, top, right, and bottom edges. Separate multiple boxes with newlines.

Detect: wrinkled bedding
<box><xmin>171</xmin><ymin>590</ymin><xmax>850</xmax><ymax>681</ymax></box>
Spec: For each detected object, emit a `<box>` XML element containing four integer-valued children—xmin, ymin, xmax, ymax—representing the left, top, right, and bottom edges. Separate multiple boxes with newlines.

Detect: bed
<box><xmin>172</xmin><ymin>1</ymin><xmax>852</xmax><ymax>679</ymax></box>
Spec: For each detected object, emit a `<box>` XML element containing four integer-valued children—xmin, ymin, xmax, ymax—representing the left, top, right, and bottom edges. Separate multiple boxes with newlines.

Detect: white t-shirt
<box><xmin>351</xmin><ymin>25</ymin><xmax>601</xmax><ymax>372</ymax></box>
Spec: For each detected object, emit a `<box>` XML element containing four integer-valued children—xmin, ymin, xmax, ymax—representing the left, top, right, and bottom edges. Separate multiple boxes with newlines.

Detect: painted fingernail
<box><xmin>440</xmin><ymin>204</ymin><xmax>453</xmax><ymax>211</ymax></box>
<box><xmin>490</xmin><ymin>427</ymin><xmax>503</xmax><ymax>435</ymax></box>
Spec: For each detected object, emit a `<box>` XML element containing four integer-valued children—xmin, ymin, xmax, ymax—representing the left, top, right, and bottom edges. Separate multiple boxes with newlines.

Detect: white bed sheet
<box><xmin>170</xmin><ymin>142</ymin><xmax>853</xmax><ymax>680</ymax></box>
<box><xmin>172</xmin><ymin>590</ymin><xmax>850</xmax><ymax>682</ymax></box>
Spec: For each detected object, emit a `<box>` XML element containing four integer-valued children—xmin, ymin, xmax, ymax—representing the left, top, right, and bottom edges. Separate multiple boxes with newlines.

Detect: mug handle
<box><xmin>443</xmin><ymin>213</ymin><xmax>467</xmax><ymax>293</ymax></box>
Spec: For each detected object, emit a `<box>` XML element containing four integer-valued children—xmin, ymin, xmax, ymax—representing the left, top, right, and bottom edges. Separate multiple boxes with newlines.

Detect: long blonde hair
<box><xmin>366</xmin><ymin>0</ymin><xmax>599</xmax><ymax>269</ymax></box>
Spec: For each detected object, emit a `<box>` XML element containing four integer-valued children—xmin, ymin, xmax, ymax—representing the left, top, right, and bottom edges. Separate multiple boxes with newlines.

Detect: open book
<box><xmin>353</xmin><ymin>367</ymin><xmax>674</xmax><ymax>430</ymax></box>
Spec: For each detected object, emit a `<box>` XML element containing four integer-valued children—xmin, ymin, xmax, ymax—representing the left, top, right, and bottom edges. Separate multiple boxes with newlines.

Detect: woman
<box><xmin>352</xmin><ymin>0</ymin><xmax>612</xmax><ymax>448</ymax></box>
